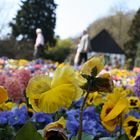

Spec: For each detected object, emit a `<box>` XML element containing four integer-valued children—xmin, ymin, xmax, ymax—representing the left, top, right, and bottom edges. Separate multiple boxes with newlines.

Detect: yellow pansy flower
<box><xmin>101</xmin><ymin>93</ymin><xmax>128</xmax><ymax>132</ymax></box>
<box><xmin>75</xmin><ymin>71</ymin><xmax>87</xmax><ymax>87</ymax></box>
<box><xmin>44</xmin><ymin>117</ymin><xmax>68</xmax><ymax>140</ymax></box>
<box><xmin>127</xmin><ymin>96</ymin><xmax>140</xmax><ymax>109</ymax></box>
<box><xmin>26</xmin><ymin>66</ymin><xmax>83</xmax><ymax>113</ymax></box>
<box><xmin>0</xmin><ymin>86</ymin><xmax>8</xmax><ymax>104</ymax></box>
<box><xmin>123</xmin><ymin>116</ymin><xmax>140</xmax><ymax>140</ymax></box>
<box><xmin>81</xmin><ymin>55</ymin><xmax>104</xmax><ymax>76</ymax></box>
<box><xmin>86</xmin><ymin>92</ymin><xmax>103</xmax><ymax>106</ymax></box>
<box><xmin>26</xmin><ymin>75</ymin><xmax>51</xmax><ymax>97</ymax></box>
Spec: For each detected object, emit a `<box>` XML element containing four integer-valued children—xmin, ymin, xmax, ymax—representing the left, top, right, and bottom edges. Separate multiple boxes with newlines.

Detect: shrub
<box><xmin>45</xmin><ymin>46</ymin><xmax>72</xmax><ymax>63</ymax></box>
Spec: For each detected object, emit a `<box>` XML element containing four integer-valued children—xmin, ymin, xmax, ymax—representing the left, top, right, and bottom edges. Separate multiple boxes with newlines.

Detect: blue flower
<box><xmin>0</xmin><ymin>111</ymin><xmax>11</xmax><ymax>124</ymax></box>
<box><xmin>66</xmin><ymin>119</ymin><xmax>79</xmax><ymax>138</ymax></box>
<box><xmin>8</xmin><ymin>106</ymin><xmax>28</xmax><ymax>125</ymax></box>
<box><xmin>128</xmin><ymin>111</ymin><xmax>140</xmax><ymax>119</ymax></box>
<box><xmin>66</xmin><ymin>109</ymin><xmax>80</xmax><ymax>121</ymax></box>
<box><xmin>83</xmin><ymin>119</ymin><xmax>97</xmax><ymax>136</ymax></box>
<box><xmin>72</xmin><ymin>97</ymin><xmax>84</xmax><ymax>108</ymax></box>
<box><xmin>31</xmin><ymin>112</ymin><xmax>53</xmax><ymax>125</ymax></box>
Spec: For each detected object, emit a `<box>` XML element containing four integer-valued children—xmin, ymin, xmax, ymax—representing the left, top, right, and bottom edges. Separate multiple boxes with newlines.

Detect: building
<box><xmin>89</xmin><ymin>29</ymin><xmax>125</xmax><ymax>67</ymax></box>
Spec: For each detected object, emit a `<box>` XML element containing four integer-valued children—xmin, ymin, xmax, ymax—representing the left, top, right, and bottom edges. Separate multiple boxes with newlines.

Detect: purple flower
<box><xmin>66</xmin><ymin>119</ymin><xmax>79</xmax><ymax>138</ymax></box>
<box><xmin>8</xmin><ymin>106</ymin><xmax>28</xmax><ymax>125</ymax></box>
<box><xmin>31</xmin><ymin>112</ymin><xmax>53</xmax><ymax>125</ymax></box>
<box><xmin>0</xmin><ymin>111</ymin><xmax>11</xmax><ymax>124</ymax></box>
<box><xmin>83</xmin><ymin>119</ymin><xmax>97</xmax><ymax>136</ymax></box>
<box><xmin>134</xmin><ymin>73</ymin><xmax>140</xmax><ymax>97</ymax></box>
<box><xmin>0</xmin><ymin>106</ymin><xmax>28</xmax><ymax>126</ymax></box>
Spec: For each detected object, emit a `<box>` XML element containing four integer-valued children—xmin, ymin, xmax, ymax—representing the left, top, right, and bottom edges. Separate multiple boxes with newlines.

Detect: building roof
<box><xmin>90</xmin><ymin>29</ymin><xmax>125</xmax><ymax>55</ymax></box>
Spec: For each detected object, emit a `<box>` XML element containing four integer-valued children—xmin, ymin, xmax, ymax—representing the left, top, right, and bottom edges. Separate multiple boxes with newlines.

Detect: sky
<box><xmin>0</xmin><ymin>0</ymin><xmax>140</xmax><ymax>39</ymax></box>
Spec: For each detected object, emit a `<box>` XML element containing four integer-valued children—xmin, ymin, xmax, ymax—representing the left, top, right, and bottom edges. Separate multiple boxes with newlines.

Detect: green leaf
<box><xmin>12</xmin><ymin>122</ymin><xmax>44</xmax><ymax>140</ymax></box>
<box><xmin>117</xmin><ymin>134</ymin><xmax>129</xmax><ymax>140</ymax></box>
<box><xmin>71</xmin><ymin>133</ymin><xmax>94</xmax><ymax>140</ymax></box>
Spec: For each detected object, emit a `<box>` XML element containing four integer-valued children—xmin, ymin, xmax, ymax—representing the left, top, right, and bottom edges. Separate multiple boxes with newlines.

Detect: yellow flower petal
<box><xmin>104</xmin><ymin>97</ymin><xmax>128</xmax><ymax>122</ymax></box>
<box><xmin>81</xmin><ymin>55</ymin><xmax>104</xmax><ymax>75</ymax></box>
<box><xmin>123</xmin><ymin>116</ymin><xmax>139</xmax><ymax>140</ymax></box>
<box><xmin>0</xmin><ymin>86</ymin><xmax>8</xmax><ymax>104</ymax></box>
<box><xmin>44</xmin><ymin>117</ymin><xmax>66</xmax><ymax>132</ymax></box>
<box><xmin>101</xmin><ymin>120</ymin><xmax>117</xmax><ymax>132</ymax></box>
<box><xmin>39</xmin><ymin>84</ymin><xmax>82</xmax><ymax>113</ymax></box>
<box><xmin>26</xmin><ymin>75</ymin><xmax>51</xmax><ymax>97</ymax></box>
<box><xmin>44</xmin><ymin>117</ymin><xmax>67</xmax><ymax>140</ymax></box>
<box><xmin>51</xmin><ymin>66</ymin><xmax>79</xmax><ymax>88</ymax></box>
<box><xmin>75</xmin><ymin>71</ymin><xmax>87</xmax><ymax>86</ymax></box>
<box><xmin>29</xmin><ymin>94</ymin><xmax>41</xmax><ymax>112</ymax></box>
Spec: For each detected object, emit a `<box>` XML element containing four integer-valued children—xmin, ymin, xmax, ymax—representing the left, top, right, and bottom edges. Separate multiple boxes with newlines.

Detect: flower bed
<box><xmin>0</xmin><ymin>57</ymin><xmax>140</xmax><ymax>140</ymax></box>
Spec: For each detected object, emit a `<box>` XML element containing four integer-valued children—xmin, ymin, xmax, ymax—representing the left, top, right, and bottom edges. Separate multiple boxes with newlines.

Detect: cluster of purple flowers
<box><xmin>134</xmin><ymin>73</ymin><xmax>140</xmax><ymax>97</ymax></box>
<box><xmin>0</xmin><ymin>106</ymin><xmax>28</xmax><ymax>125</ymax></box>
<box><xmin>66</xmin><ymin>106</ymin><xmax>109</xmax><ymax>138</ymax></box>
<box><xmin>0</xmin><ymin>106</ymin><xmax>53</xmax><ymax>127</ymax></box>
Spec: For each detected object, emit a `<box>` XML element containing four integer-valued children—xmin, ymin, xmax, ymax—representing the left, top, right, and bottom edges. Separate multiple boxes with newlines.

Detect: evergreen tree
<box><xmin>124</xmin><ymin>8</ymin><xmax>140</xmax><ymax>69</ymax></box>
<box><xmin>10</xmin><ymin>0</ymin><xmax>57</xmax><ymax>46</ymax></box>
<box><xmin>135</xmin><ymin>42</ymin><xmax>140</xmax><ymax>67</ymax></box>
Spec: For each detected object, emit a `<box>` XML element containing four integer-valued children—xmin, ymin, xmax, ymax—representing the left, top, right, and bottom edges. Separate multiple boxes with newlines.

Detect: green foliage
<box><xmin>15</xmin><ymin>41</ymin><xmax>34</xmax><ymax>60</ymax></box>
<box><xmin>124</xmin><ymin>8</ymin><xmax>140</xmax><ymax>69</ymax></box>
<box><xmin>117</xmin><ymin>134</ymin><xmax>129</xmax><ymax>140</ymax></box>
<box><xmin>13</xmin><ymin>122</ymin><xmax>44</xmax><ymax>140</ymax></box>
<box><xmin>44</xmin><ymin>38</ymin><xmax>73</xmax><ymax>62</ymax></box>
<box><xmin>0</xmin><ymin>125</ymin><xmax>14</xmax><ymax>140</ymax></box>
<box><xmin>10</xmin><ymin>0</ymin><xmax>57</xmax><ymax>46</ymax></box>
<box><xmin>0</xmin><ymin>38</ymin><xmax>17</xmax><ymax>58</ymax></box>
<box><xmin>128</xmin><ymin>8</ymin><xmax>140</xmax><ymax>41</ymax></box>
<box><xmin>134</xmin><ymin>43</ymin><xmax>140</xmax><ymax>67</ymax></box>
<box><xmin>45</xmin><ymin>46</ymin><xmax>72</xmax><ymax>62</ymax></box>
<box><xmin>0</xmin><ymin>38</ymin><xmax>34</xmax><ymax>60</ymax></box>
<box><xmin>56</xmin><ymin>39</ymin><xmax>73</xmax><ymax>48</ymax></box>
<box><xmin>71</xmin><ymin>133</ymin><xmax>94</xmax><ymax>140</ymax></box>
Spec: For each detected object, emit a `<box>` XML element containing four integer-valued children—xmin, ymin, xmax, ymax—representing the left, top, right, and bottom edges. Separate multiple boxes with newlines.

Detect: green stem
<box><xmin>78</xmin><ymin>78</ymin><xmax>92</xmax><ymax>140</ymax></box>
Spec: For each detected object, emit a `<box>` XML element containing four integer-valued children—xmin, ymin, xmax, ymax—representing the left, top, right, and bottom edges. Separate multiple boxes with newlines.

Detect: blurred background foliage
<box><xmin>0</xmin><ymin>0</ymin><xmax>140</xmax><ymax>67</ymax></box>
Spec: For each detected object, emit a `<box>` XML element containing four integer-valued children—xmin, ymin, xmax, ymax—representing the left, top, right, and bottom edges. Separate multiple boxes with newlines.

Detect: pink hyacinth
<box><xmin>0</xmin><ymin>74</ymin><xmax>8</xmax><ymax>86</ymax></box>
<box><xmin>4</xmin><ymin>77</ymin><xmax>25</xmax><ymax>103</ymax></box>
<box><xmin>14</xmin><ymin>69</ymin><xmax>31</xmax><ymax>91</ymax></box>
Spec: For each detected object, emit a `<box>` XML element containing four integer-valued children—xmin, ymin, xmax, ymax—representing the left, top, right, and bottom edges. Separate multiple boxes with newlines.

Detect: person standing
<box><xmin>34</xmin><ymin>28</ymin><xmax>45</xmax><ymax>59</ymax></box>
<box><xmin>74</xmin><ymin>37</ymin><xmax>82</xmax><ymax>66</ymax></box>
<box><xmin>78</xmin><ymin>30</ymin><xmax>90</xmax><ymax>65</ymax></box>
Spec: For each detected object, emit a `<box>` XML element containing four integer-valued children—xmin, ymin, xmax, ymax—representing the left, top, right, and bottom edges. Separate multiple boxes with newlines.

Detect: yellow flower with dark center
<box><xmin>44</xmin><ymin>117</ymin><xmax>68</xmax><ymax>140</ymax></box>
<box><xmin>81</xmin><ymin>55</ymin><xmax>104</xmax><ymax>76</ymax></box>
<box><xmin>127</xmin><ymin>97</ymin><xmax>140</xmax><ymax>109</ymax></box>
<box><xmin>86</xmin><ymin>92</ymin><xmax>103</xmax><ymax>106</ymax></box>
<box><xmin>26</xmin><ymin>66</ymin><xmax>83</xmax><ymax>113</ymax></box>
<box><xmin>133</xmin><ymin>127</ymin><xmax>140</xmax><ymax>140</ymax></box>
<box><xmin>123</xmin><ymin>116</ymin><xmax>140</xmax><ymax>140</ymax></box>
<box><xmin>101</xmin><ymin>93</ymin><xmax>128</xmax><ymax>132</ymax></box>
<box><xmin>0</xmin><ymin>86</ymin><xmax>8</xmax><ymax>104</ymax></box>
